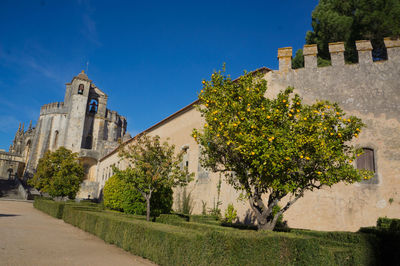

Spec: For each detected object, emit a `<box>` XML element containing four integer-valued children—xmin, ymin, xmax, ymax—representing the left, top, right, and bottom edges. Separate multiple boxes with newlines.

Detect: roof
<box><xmin>71</xmin><ymin>70</ymin><xmax>92</xmax><ymax>83</ymax></box>
<box><xmin>99</xmin><ymin>66</ymin><xmax>272</xmax><ymax>162</ymax></box>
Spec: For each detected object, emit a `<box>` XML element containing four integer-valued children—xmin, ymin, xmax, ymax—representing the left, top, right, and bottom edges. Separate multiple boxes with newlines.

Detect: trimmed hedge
<box><xmin>33</xmin><ymin>198</ymin><xmax>65</xmax><ymax>219</ymax></box>
<box><xmin>63</xmin><ymin>207</ymin><xmax>375</xmax><ymax>265</ymax></box>
<box><xmin>34</xmin><ymin>198</ymin><xmax>379</xmax><ymax>265</ymax></box>
<box><xmin>377</xmin><ymin>217</ymin><xmax>400</xmax><ymax>233</ymax></box>
<box><xmin>33</xmin><ymin>197</ymin><xmax>101</xmax><ymax>219</ymax></box>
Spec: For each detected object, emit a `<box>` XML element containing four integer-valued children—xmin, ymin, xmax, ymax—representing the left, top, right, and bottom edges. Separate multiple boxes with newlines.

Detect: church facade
<box><xmin>1</xmin><ymin>71</ymin><xmax>128</xmax><ymax>198</ymax></box>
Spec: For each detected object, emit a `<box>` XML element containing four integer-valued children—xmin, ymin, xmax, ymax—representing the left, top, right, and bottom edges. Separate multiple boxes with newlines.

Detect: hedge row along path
<box><xmin>0</xmin><ymin>200</ymin><xmax>156</xmax><ymax>266</ymax></box>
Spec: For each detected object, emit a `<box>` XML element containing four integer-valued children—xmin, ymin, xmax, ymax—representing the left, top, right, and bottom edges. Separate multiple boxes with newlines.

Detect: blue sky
<box><xmin>0</xmin><ymin>0</ymin><xmax>318</xmax><ymax>150</ymax></box>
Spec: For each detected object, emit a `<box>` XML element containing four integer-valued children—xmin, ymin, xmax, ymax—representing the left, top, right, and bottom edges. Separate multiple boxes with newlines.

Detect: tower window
<box><xmin>78</xmin><ymin>84</ymin><xmax>84</xmax><ymax>95</ymax></box>
<box><xmin>89</xmin><ymin>99</ymin><xmax>98</xmax><ymax>114</ymax></box>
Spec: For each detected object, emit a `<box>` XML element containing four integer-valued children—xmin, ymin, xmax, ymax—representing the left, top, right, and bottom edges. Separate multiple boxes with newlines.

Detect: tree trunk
<box><xmin>256</xmin><ymin>213</ymin><xmax>280</xmax><ymax>231</ymax></box>
<box><xmin>146</xmin><ymin>196</ymin><xmax>151</xmax><ymax>222</ymax></box>
<box><xmin>248</xmin><ymin>192</ymin><xmax>280</xmax><ymax>231</ymax></box>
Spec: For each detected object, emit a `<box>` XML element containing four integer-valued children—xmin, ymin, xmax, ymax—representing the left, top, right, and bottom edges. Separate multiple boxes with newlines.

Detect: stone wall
<box><xmin>96</xmin><ymin>38</ymin><xmax>400</xmax><ymax>231</ymax></box>
<box><xmin>263</xmin><ymin>38</ymin><xmax>400</xmax><ymax>231</ymax></box>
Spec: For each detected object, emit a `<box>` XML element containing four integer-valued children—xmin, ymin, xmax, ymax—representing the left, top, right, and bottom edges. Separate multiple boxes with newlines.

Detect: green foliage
<box><xmin>103</xmin><ymin>174</ymin><xmax>126</xmax><ymax>211</ymax></box>
<box><xmin>59</xmin><ymin>206</ymin><xmax>377</xmax><ymax>265</ymax></box>
<box><xmin>190</xmin><ymin>215</ymin><xmax>220</xmax><ymax>225</ymax></box>
<box><xmin>33</xmin><ymin>197</ymin><xmax>65</xmax><ymax>219</ymax></box>
<box><xmin>33</xmin><ymin>197</ymin><xmax>101</xmax><ymax>219</ymax></box>
<box><xmin>156</xmin><ymin>213</ymin><xmax>190</xmax><ymax>225</ymax></box>
<box><xmin>377</xmin><ymin>217</ymin><xmax>400</xmax><ymax>232</ymax></box>
<box><xmin>193</xmin><ymin>68</ymin><xmax>372</xmax><ymax>230</ymax></box>
<box><xmin>201</xmin><ymin>200</ymin><xmax>207</xmax><ymax>215</ymax></box>
<box><xmin>28</xmin><ymin>147</ymin><xmax>84</xmax><ymax>199</ymax></box>
<box><xmin>117</xmin><ymin>134</ymin><xmax>193</xmax><ymax>221</ymax></box>
<box><xmin>305</xmin><ymin>0</ymin><xmax>400</xmax><ymax>62</ymax></box>
<box><xmin>103</xmin><ymin>172</ymin><xmax>173</xmax><ymax>217</ymax></box>
<box><xmin>208</xmin><ymin>174</ymin><xmax>222</xmax><ymax>217</ymax></box>
<box><xmin>272</xmin><ymin>205</ymin><xmax>284</xmax><ymax>227</ymax></box>
<box><xmin>175</xmin><ymin>187</ymin><xmax>195</xmax><ymax>215</ymax></box>
<box><xmin>359</xmin><ymin>217</ymin><xmax>400</xmax><ymax>264</ymax></box>
<box><xmin>292</xmin><ymin>49</ymin><xmax>304</xmax><ymax>69</ymax></box>
<box><xmin>34</xmin><ymin>199</ymin><xmax>397</xmax><ymax>265</ymax></box>
<box><xmin>224</xmin><ymin>203</ymin><xmax>237</xmax><ymax>224</ymax></box>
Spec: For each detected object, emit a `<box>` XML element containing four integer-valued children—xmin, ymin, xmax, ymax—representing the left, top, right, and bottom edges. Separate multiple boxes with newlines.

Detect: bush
<box><xmin>61</xmin><ymin>207</ymin><xmax>376</xmax><ymax>265</ymax></box>
<box><xmin>224</xmin><ymin>203</ymin><xmax>237</xmax><ymax>224</ymax></box>
<box><xmin>28</xmin><ymin>147</ymin><xmax>84</xmax><ymax>199</ymax></box>
<box><xmin>377</xmin><ymin>217</ymin><xmax>400</xmax><ymax>233</ymax></box>
<box><xmin>103</xmin><ymin>173</ymin><xmax>173</xmax><ymax>217</ymax></box>
<box><xmin>33</xmin><ymin>198</ymin><xmax>65</xmax><ymax>219</ymax></box>
<box><xmin>34</xmin><ymin>198</ymin><xmax>380</xmax><ymax>265</ymax></box>
<box><xmin>156</xmin><ymin>213</ymin><xmax>189</xmax><ymax>225</ymax></box>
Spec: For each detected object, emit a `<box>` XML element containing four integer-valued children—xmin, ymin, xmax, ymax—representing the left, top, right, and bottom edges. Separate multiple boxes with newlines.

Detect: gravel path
<box><xmin>0</xmin><ymin>200</ymin><xmax>156</xmax><ymax>266</ymax></box>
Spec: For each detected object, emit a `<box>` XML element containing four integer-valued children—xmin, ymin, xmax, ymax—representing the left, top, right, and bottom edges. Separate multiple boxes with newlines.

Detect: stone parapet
<box><xmin>275</xmin><ymin>37</ymin><xmax>397</xmax><ymax>72</ymax></box>
<box><xmin>328</xmin><ymin>42</ymin><xmax>345</xmax><ymax>66</ymax></box>
<box><xmin>356</xmin><ymin>40</ymin><xmax>373</xmax><ymax>64</ymax></box>
<box><xmin>40</xmin><ymin>102</ymin><xmax>67</xmax><ymax>115</ymax></box>
<box><xmin>384</xmin><ymin>37</ymin><xmax>400</xmax><ymax>60</ymax></box>
<box><xmin>277</xmin><ymin>47</ymin><xmax>292</xmax><ymax>72</ymax></box>
<box><xmin>303</xmin><ymin>44</ymin><xmax>318</xmax><ymax>69</ymax></box>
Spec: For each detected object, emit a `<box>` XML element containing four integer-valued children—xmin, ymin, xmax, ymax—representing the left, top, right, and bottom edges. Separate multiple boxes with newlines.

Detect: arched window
<box><xmin>89</xmin><ymin>99</ymin><xmax>98</xmax><ymax>114</ymax></box>
<box><xmin>357</xmin><ymin>148</ymin><xmax>377</xmax><ymax>184</ymax></box>
<box><xmin>78</xmin><ymin>84</ymin><xmax>84</xmax><ymax>94</ymax></box>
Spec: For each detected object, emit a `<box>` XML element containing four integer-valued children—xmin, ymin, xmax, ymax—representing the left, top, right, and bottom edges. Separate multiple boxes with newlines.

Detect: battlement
<box><xmin>40</xmin><ymin>102</ymin><xmax>67</xmax><ymax>115</ymax></box>
<box><xmin>106</xmin><ymin>109</ymin><xmax>127</xmax><ymax>124</ymax></box>
<box><xmin>278</xmin><ymin>37</ymin><xmax>400</xmax><ymax>72</ymax></box>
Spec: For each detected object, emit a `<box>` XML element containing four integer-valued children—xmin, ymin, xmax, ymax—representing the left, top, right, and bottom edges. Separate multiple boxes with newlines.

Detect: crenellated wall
<box><xmin>40</xmin><ymin>102</ymin><xmax>67</xmax><ymax>115</ymax></box>
<box><xmin>97</xmin><ymin>38</ymin><xmax>400</xmax><ymax>231</ymax></box>
<box><xmin>265</xmin><ymin>37</ymin><xmax>400</xmax><ymax>230</ymax></box>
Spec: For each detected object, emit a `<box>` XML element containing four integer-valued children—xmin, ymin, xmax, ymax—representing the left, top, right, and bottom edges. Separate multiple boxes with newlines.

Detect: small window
<box><xmin>89</xmin><ymin>99</ymin><xmax>98</xmax><ymax>114</ymax></box>
<box><xmin>78</xmin><ymin>84</ymin><xmax>84</xmax><ymax>95</ymax></box>
<box><xmin>357</xmin><ymin>148</ymin><xmax>378</xmax><ymax>184</ymax></box>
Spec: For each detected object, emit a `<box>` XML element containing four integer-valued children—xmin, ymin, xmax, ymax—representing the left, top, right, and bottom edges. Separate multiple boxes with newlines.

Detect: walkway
<box><xmin>0</xmin><ymin>200</ymin><xmax>156</xmax><ymax>266</ymax></box>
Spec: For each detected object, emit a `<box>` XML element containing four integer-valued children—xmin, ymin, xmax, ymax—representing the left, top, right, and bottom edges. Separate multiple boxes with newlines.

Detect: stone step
<box><xmin>0</xmin><ymin>179</ymin><xmax>25</xmax><ymax>200</ymax></box>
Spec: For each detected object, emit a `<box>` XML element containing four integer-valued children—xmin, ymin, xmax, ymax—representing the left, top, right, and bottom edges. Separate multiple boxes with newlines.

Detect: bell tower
<box><xmin>63</xmin><ymin>71</ymin><xmax>92</xmax><ymax>152</ymax></box>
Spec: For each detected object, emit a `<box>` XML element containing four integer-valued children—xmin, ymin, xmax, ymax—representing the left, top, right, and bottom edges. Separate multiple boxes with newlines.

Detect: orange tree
<box><xmin>192</xmin><ymin>68</ymin><xmax>372</xmax><ymax>230</ymax></box>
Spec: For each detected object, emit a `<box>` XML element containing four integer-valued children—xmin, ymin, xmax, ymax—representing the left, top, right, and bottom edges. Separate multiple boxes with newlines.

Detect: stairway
<box><xmin>0</xmin><ymin>179</ymin><xmax>25</xmax><ymax>200</ymax></box>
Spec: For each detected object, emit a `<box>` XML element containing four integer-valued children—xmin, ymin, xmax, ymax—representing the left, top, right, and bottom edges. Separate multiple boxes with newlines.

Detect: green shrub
<box><xmin>33</xmin><ymin>198</ymin><xmax>65</xmax><ymax>219</ymax></box>
<box><xmin>175</xmin><ymin>187</ymin><xmax>195</xmax><ymax>215</ymax></box>
<box><xmin>103</xmin><ymin>173</ymin><xmax>173</xmax><ymax>217</ymax></box>
<box><xmin>377</xmin><ymin>217</ymin><xmax>400</xmax><ymax>232</ymax></box>
<box><xmin>33</xmin><ymin>199</ymin><xmax>380</xmax><ymax>265</ymax></box>
<box><xmin>223</xmin><ymin>203</ymin><xmax>237</xmax><ymax>224</ymax></box>
<box><xmin>60</xmin><ymin>207</ymin><xmax>377</xmax><ymax>265</ymax></box>
<box><xmin>190</xmin><ymin>215</ymin><xmax>220</xmax><ymax>225</ymax></box>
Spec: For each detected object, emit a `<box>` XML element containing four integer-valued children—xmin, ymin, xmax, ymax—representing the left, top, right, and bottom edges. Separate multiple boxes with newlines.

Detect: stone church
<box><xmin>0</xmin><ymin>71</ymin><xmax>128</xmax><ymax>198</ymax></box>
<box><xmin>1</xmin><ymin>37</ymin><xmax>399</xmax><ymax>231</ymax></box>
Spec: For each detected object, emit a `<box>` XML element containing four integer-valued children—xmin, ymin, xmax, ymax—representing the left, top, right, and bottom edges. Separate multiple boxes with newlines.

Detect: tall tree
<box><xmin>193</xmin><ymin>68</ymin><xmax>373</xmax><ymax>230</ymax></box>
<box><xmin>118</xmin><ymin>134</ymin><xmax>193</xmax><ymax>221</ymax></box>
<box><xmin>29</xmin><ymin>147</ymin><xmax>84</xmax><ymax>199</ymax></box>
<box><xmin>293</xmin><ymin>0</ymin><xmax>400</xmax><ymax>67</ymax></box>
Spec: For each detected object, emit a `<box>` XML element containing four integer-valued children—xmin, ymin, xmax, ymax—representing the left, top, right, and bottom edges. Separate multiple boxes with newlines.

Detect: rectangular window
<box><xmin>357</xmin><ymin>148</ymin><xmax>378</xmax><ymax>184</ymax></box>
